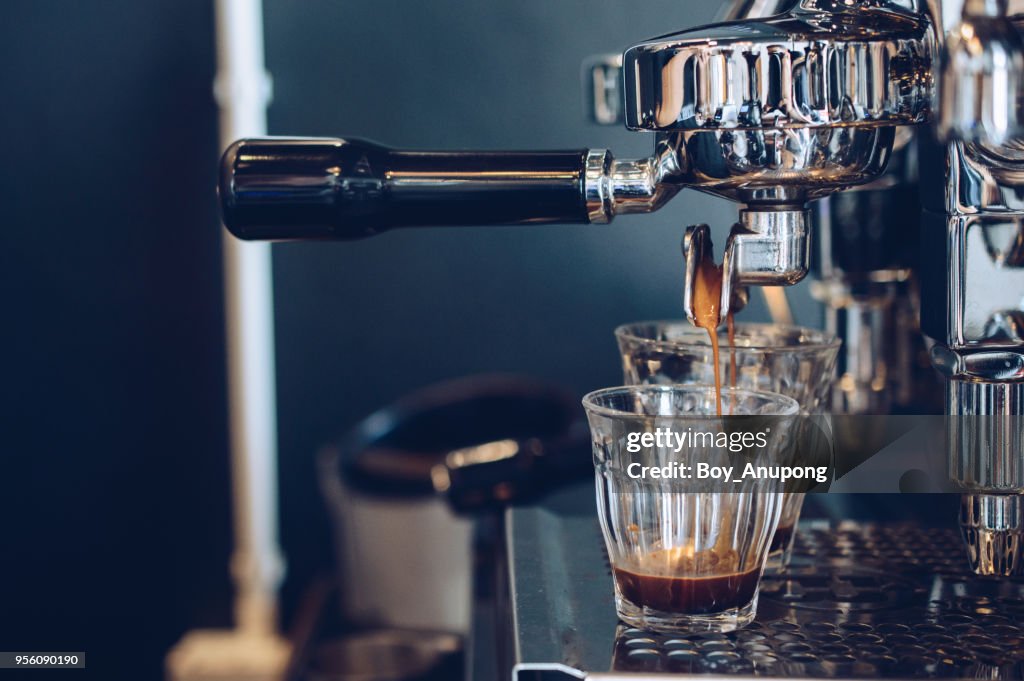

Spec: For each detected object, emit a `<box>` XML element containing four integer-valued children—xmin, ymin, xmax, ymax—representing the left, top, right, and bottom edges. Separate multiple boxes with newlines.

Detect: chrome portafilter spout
<box><xmin>724</xmin><ymin>209</ymin><xmax>812</xmax><ymax>290</ymax></box>
<box><xmin>681</xmin><ymin>225</ymin><xmax>750</xmax><ymax>324</ymax></box>
<box><xmin>682</xmin><ymin>208</ymin><xmax>809</xmax><ymax>322</ymax></box>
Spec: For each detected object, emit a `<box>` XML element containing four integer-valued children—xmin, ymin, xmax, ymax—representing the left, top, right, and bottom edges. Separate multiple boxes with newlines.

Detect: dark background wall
<box><xmin>3</xmin><ymin>2</ymin><xmax>230</xmax><ymax>679</ymax></box>
<box><xmin>2</xmin><ymin>1</ymin><xmax>817</xmax><ymax>677</ymax></box>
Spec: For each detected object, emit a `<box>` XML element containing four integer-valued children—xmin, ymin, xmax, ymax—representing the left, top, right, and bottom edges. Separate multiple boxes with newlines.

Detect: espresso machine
<box><xmin>220</xmin><ymin>0</ymin><xmax>1024</xmax><ymax>677</ymax></box>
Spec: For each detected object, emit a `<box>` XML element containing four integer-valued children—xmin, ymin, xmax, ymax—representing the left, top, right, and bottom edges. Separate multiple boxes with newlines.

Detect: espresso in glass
<box><xmin>613</xmin><ymin>548</ymin><xmax>761</xmax><ymax>614</ymax></box>
<box><xmin>584</xmin><ymin>385</ymin><xmax>799</xmax><ymax>633</ymax></box>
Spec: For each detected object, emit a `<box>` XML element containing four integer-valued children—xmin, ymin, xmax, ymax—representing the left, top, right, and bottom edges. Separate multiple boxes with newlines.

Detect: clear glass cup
<box><xmin>583</xmin><ymin>385</ymin><xmax>800</xmax><ymax>633</ymax></box>
<box><xmin>615</xmin><ymin>321</ymin><xmax>840</xmax><ymax>568</ymax></box>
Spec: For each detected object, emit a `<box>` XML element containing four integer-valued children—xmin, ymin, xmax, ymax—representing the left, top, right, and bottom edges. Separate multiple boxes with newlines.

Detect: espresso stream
<box><xmin>691</xmin><ymin>245</ymin><xmax>792</xmax><ymax>556</ymax></box>
<box><xmin>691</xmin><ymin>249</ymin><xmax>737</xmax><ymax>416</ymax></box>
<box><xmin>611</xmin><ymin>245</ymin><xmax>754</xmax><ymax>617</ymax></box>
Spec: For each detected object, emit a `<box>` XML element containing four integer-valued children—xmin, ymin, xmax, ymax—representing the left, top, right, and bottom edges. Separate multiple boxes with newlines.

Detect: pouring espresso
<box><xmin>689</xmin><ymin>238</ymin><xmax>739</xmax><ymax>417</ymax></box>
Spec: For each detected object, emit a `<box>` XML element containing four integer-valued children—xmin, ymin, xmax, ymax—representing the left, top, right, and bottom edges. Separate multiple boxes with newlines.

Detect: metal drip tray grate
<box><xmin>507</xmin><ymin>485</ymin><xmax>1024</xmax><ymax>680</ymax></box>
<box><xmin>612</xmin><ymin>594</ymin><xmax>1024</xmax><ymax>677</ymax></box>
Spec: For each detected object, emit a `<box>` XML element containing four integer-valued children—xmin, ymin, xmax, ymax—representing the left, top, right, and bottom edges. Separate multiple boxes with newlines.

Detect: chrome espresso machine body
<box><xmin>221</xmin><ymin>0</ymin><xmax>1024</xmax><ymax>655</ymax></box>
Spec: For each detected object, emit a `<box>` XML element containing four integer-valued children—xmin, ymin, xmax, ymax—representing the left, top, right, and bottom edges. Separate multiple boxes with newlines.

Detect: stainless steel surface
<box><xmin>948</xmin><ymin>381</ymin><xmax>1024</xmax><ymax>576</ymax></box>
<box><xmin>715</xmin><ymin>0</ymin><xmax>929</xmax><ymax>20</ymax></box>
<box><xmin>622</xmin><ymin>1</ymin><xmax>935</xmax><ymax>132</ymax></box>
<box><xmin>810</xmin><ymin>178</ymin><xmax>929</xmax><ymax>414</ymax></box>
<box><xmin>688</xmin><ymin>206</ymin><xmax>806</xmax><ymax>321</ymax></box>
<box><xmin>938</xmin><ymin>0</ymin><xmax>1024</xmax><ymax>144</ymax></box>
<box><xmin>947</xmin><ymin>380</ymin><xmax>1024</xmax><ymax>480</ymax></box>
<box><xmin>715</xmin><ymin>0</ymin><xmax>796</xmax><ymax>22</ymax></box>
<box><xmin>961</xmin><ymin>493</ymin><xmax>1024</xmax><ymax>575</ymax></box>
<box><xmin>650</xmin><ymin>0</ymin><xmax>932</xmax><ymax>380</ymax></box>
<box><xmin>887</xmin><ymin>0</ymin><xmax>1024</xmax><ymax>576</ymax></box>
<box><xmin>683</xmin><ymin>208</ymin><xmax>810</xmax><ymax>320</ymax></box>
<box><xmin>508</xmin><ymin>483</ymin><xmax>1024</xmax><ymax>680</ymax></box>
<box><xmin>726</xmin><ymin>209</ymin><xmax>811</xmax><ymax>287</ymax></box>
<box><xmin>924</xmin><ymin>140</ymin><xmax>1024</xmax><ymax>213</ymax></box>
<box><xmin>816</xmin><ymin>289</ymin><xmax>932</xmax><ymax>414</ymax></box>
<box><xmin>920</xmin><ymin>210</ymin><xmax>1024</xmax><ymax>375</ymax></box>
<box><xmin>822</xmin><ymin>297</ymin><xmax>895</xmax><ymax>414</ymax></box>
<box><xmin>682</xmin><ymin>223</ymin><xmax>715</xmax><ymax>324</ymax></box>
<box><xmin>585</xmin><ymin>150</ymin><xmax>680</xmax><ymax>222</ymax></box>
<box><xmin>919</xmin><ymin>0</ymin><xmax>1024</xmax><ymax>365</ymax></box>
<box><xmin>668</xmin><ymin>126</ymin><xmax>896</xmax><ymax>206</ymax></box>
<box><xmin>584</xmin><ymin>149</ymin><xmax>614</xmax><ymax>223</ymax></box>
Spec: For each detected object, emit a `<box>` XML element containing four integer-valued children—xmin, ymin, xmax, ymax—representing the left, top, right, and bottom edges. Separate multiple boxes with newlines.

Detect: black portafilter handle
<box><xmin>219</xmin><ymin>137</ymin><xmax>594</xmax><ymax>241</ymax></box>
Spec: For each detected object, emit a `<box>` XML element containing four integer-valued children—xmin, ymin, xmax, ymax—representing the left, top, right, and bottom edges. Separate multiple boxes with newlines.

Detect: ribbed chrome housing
<box><xmin>948</xmin><ymin>380</ymin><xmax>1024</xmax><ymax>576</ymax></box>
<box><xmin>947</xmin><ymin>379</ymin><xmax>1024</xmax><ymax>491</ymax></box>
<box><xmin>623</xmin><ymin>0</ymin><xmax>936</xmax><ymax>131</ymax></box>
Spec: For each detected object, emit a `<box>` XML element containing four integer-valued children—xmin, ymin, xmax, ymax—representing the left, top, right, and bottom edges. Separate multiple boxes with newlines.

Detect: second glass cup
<box><xmin>615</xmin><ymin>321</ymin><xmax>841</xmax><ymax>567</ymax></box>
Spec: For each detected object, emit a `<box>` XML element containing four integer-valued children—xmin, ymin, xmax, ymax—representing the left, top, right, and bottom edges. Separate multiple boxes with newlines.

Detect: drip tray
<box><xmin>506</xmin><ymin>484</ymin><xmax>1024</xmax><ymax>680</ymax></box>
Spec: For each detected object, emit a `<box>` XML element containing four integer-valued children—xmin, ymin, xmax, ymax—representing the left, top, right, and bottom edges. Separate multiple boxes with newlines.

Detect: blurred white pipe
<box><xmin>167</xmin><ymin>0</ymin><xmax>288</xmax><ymax>678</ymax></box>
<box><xmin>214</xmin><ymin>0</ymin><xmax>283</xmax><ymax>640</ymax></box>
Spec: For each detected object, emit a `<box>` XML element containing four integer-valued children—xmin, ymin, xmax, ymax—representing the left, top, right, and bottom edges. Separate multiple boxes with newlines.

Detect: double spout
<box><xmin>683</xmin><ymin>209</ymin><xmax>811</xmax><ymax>323</ymax></box>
